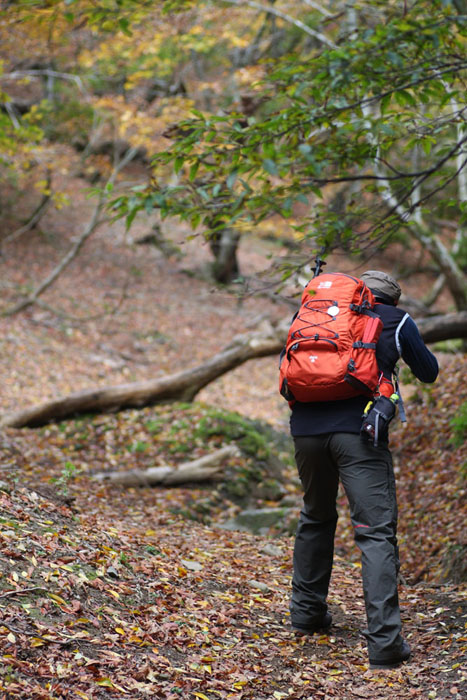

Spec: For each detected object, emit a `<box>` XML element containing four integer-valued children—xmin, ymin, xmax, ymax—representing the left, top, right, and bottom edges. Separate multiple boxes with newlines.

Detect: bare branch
<box><xmin>4</xmin><ymin>101</ymin><xmax>20</xmax><ymax>129</ymax></box>
<box><xmin>1</xmin><ymin>171</ymin><xmax>52</xmax><ymax>251</ymax></box>
<box><xmin>302</xmin><ymin>0</ymin><xmax>333</xmax><ymax>17</ymax></box>
<box><xmin>356</xmin><ymin>94</ymin><xmax>467</xmax><ymax>309</ymax></box>
<box><xmin>32</xmin><ymin>274</ymin><xmax>131</xmax><ymax>324</ymax></box>
<box><xmin>423</xmin><ymin>98</ymin><xmax>467</xmax><ymax>306</ymax></box>
<box><xmin>1</xmin><ymin>147</ymin><xmax>139</xmax><ymax>317</ymax></box>
<box><xmin>223</xmin><ymin>0</ymin><xmax>337</xmax><ymax>47</ymax></box>
<box><xmin>0</xmin><ymin>69</ymin><xmax>85</xmax><ymax>93</ymax></box>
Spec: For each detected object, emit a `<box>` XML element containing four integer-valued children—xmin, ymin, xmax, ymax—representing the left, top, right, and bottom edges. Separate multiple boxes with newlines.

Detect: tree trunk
<box><xmin>209</xmin><ymin>228</ymin><xmax>241</xmax><ymax>284</ymax></box>
<box><xmin>1</xmin><ymin>312</ymin><xmax>465</xmax><ymax>430</ymax></box>
<box><xmin>411</xmin><ymin>222</ymin><xmax>467</xmax><ymax>312</ymax></box>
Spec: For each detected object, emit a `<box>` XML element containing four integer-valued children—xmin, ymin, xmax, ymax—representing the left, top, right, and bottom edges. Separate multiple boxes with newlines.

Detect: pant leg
<box><xmin>329</xmin><ymin>433</ymin><xmax>402</xmax><ymax>657</ymax></box>
<box><xmin>290</xmin><ymin>435</ymin><xmax>338</xmax><ymax>628</ymax></box>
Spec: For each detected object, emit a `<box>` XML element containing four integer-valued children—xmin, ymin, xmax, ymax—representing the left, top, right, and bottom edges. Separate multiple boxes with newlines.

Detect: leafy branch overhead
<box><xmin>1</xmin><ymin>1</ymin><xmax>466</xmax><ymax>305</ymax></box>
<box><xmin>111</xmin><ymin>0</ymin><xmax>467</xmax><ymax>288</ymax></box>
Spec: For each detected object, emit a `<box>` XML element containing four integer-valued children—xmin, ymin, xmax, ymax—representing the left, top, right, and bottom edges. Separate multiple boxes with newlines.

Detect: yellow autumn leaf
<box><xmin>49</xmin><ymin>593</ymin><xmax>67</xmax><ymax>606</ymax></box>
<box><xmin>193</xmin><ymin>693</ymin><xmax>211</xmax><ymax>700</ymax></box>
<box><xmin>31</xmin><ymin>638</ymin><xmax>45</xmax><ymax>647</ymax></box>
<box><xmin>74</xmin><ymin>691</ymin><xmax>90</xmax><ymax>700</ymax></box>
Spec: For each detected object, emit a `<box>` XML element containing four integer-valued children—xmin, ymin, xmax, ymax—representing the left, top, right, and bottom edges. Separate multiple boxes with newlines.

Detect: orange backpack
<box><xmin>279</xmin><ymin>272</ymin><xmax>393</xmax><ymax>403</ymax></box>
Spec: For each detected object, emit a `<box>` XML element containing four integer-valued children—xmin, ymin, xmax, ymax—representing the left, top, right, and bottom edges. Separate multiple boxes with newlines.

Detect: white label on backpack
<box><xmin>318</xmin><ymin>281</ymin><xmax>332</xmax><ymax>288</ymax></box>
<box><xmin>309</xmin><ymin>355</ymin><xmax>318</xmax><ymax>363</ymax></box>
<box><xmin>328</xmin><ymin>306</ymin><xmax>339</xmax><ymax>316</ymax></box>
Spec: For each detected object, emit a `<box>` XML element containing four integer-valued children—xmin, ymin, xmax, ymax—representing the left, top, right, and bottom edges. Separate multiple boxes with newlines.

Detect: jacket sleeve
<box><xmin>399</xmin><ymin>316</ymin><xmax>439</xmax><ymax>383</ymax></box>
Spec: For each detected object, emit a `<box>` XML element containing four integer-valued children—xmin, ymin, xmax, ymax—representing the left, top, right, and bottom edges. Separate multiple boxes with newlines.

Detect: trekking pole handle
<box><xmin>313</xmin><ymin>249</ymin><xmax>327</xmax><ymax>278</ymax></box>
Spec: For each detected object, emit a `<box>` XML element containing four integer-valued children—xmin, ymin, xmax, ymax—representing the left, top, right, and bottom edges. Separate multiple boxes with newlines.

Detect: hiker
<box><xmin>286</xmin><ymin>269</ymin><xmax>438</xmax><ymax>669</ymax></box>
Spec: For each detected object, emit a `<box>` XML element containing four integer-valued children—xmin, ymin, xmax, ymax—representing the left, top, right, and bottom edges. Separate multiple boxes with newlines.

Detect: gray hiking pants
<box><xmin>290</xmin><ymin>433</ymin><xmax>403</xmax><ymax>658</ymax></box>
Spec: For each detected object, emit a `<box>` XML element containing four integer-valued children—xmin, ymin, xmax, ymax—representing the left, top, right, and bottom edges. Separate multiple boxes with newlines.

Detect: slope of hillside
<box><xmin>0</xmin><ymin>172</ymin><xmax>466</xmax><ymax>697</ymax></box>
<box><xmin>0</xmin><ymin>430</ymin><xmax>465</xmax><ymax>699</ymax></box>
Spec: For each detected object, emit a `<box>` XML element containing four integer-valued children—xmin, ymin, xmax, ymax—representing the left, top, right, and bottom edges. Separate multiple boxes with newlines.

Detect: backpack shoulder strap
<box><xmin>395</xmin><ymin>312</ymin><xmax>410</xmax><ymax>356</ymax></box>
<box><xmin>384</xmin><ymin>312</ymin><xmax>410</xmax><ymax>424</ymax></box>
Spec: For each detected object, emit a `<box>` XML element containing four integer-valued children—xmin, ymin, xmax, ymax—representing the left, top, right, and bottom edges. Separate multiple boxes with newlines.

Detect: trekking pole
<box><xmin>313</xmin><ymin>247</ymin><xmax>327</xmax><ymax>278</ymax></box>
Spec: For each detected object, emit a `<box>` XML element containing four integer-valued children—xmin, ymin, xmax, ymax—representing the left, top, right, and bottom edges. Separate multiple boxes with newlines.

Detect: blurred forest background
<box><xmin>0</xmin><ymin>2</ymin><xmax>466</xmax><ymax>697</ymax></box>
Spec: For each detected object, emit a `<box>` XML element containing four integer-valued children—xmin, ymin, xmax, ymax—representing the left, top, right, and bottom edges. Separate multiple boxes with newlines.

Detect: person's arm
<box><xmin>398</xmin><ymin>316</ymin><xmax>439</xmax><ymax>383</ymax></box>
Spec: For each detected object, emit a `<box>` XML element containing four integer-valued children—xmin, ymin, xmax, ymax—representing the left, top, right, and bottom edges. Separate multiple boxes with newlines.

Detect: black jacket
<box><xmin>289</xmin><ymin>303</ymin><xmax>439</xmax><ymax>437</ymax></box>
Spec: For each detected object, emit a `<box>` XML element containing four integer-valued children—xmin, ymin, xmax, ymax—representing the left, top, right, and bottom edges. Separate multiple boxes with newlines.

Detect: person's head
<box><xmin>360</xmin><ymin>270</ymin><xmax>401</xmax><ymax>306</ymax></box>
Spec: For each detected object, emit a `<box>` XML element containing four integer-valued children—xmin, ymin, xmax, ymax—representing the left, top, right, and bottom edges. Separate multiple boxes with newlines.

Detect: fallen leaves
<box><xmin>0</xmin><ymin>472</ymin><xmax>465</xmax><ymax>699</ymax></box>
<box><xmin>0</xmin><ymin>206</ymin><xmax>465</xmax><ymax>697</ymax></box>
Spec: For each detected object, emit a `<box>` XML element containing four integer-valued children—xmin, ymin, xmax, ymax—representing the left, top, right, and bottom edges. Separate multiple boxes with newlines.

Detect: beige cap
<box><xmin>360</xmin><ymin>270</ymin><xmax>401</xmax><ymax>302</ymax></box>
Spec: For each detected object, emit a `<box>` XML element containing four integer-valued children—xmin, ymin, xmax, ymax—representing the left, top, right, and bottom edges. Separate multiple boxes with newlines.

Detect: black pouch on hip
<box><xmin>361</xmin><ymin>395</ymin><xmax>398</xmax><ymax>447</ymax></box>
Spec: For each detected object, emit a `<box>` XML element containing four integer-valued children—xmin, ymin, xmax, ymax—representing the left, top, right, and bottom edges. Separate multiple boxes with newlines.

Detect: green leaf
<box><xmin>394</xmin><ymin>89</ymin><xmax>417</xmax><ymax>108</ymax></box>
<box><xmin>197</xmin><ymin>187</ymin><xmax>209</xmax><ymax>201</ymax></box>
<box><xmin>118</xmin><ymin>18</ymin><xmax>132</xmax><ymax>36</ymax></box>
<box><xmin>262</xmin><ymin>159</ymin><xmax>278</xmax><ymax>176</ymax></box>
<box><xmin>125</xmin><ymin>208</ymin><xmax>138</xmax><ymax>230</ymax></box>
<box><xmin>227</xmin><ymin>171</ymin><xmax>238</xmax><ymax>189</ymax></box>
<box><xmin>189</xmin><ymin>161</ymin><xmax>199</xmax><ymax>181</ymax></box>
<box><xmin>380</xmin><ymin>93</ymin><xmax>392</xmax><ymax>114</ymax></box>
<box><xmin>262</xmin><ymin>143</ymin><xmax>276</xmax><ymax>159</ymax></box>
<box><xmin>174</xmin><ymin>157</ymin><xmax>184</xmax><ymax>175</ymax></box>
<box><xmin>422</xmin><ymin>139</ymin><xmax>432</xmax><ymax>156</ymax></box>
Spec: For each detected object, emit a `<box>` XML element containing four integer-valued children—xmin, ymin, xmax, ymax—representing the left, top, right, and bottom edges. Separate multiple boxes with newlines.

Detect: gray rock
<box><xmin>234</xmin><ymin>507</ymin><xmax>291</xmax><ymax>534</ymax></box>
<box><xmin>260</xmin><ymin>543</ymin><xmax>283</xmax><ymax>557</ymax></box>
<box><xmin>248</xmin><ymin>579</ymin><xmax>270</xmax><ymax>593</ymax></box>
<box><xmin>181</xmin><ymin>559</ymin><xmax>203</xmax><ymax>572</ymax></box>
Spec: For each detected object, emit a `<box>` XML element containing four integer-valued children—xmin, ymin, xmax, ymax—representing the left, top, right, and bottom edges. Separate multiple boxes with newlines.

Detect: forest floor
<box><xmin>0</xmin><ymin>163</ymin><xmax>466</xmax><ymax>698</ymax></box>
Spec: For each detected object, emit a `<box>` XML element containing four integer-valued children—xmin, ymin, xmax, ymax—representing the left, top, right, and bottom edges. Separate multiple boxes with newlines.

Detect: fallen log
<box><xmin>0</xmin><ymin>319</ymin><xmax>289</xmax><ymax>429</ymax></box>
<box><xmin>414</xmin><ymin>310</ymin><xmax>467</xmax><ymax>344</ymax></box>
<box><xmin>1</xmin><ymin>311</ymin><xmax>465</xmax><ymax>429</ymax></box>
<box><xmin>92</xmin><ymin>445</ymin><xmax>240</xmax><ymax>487</ymax></box>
